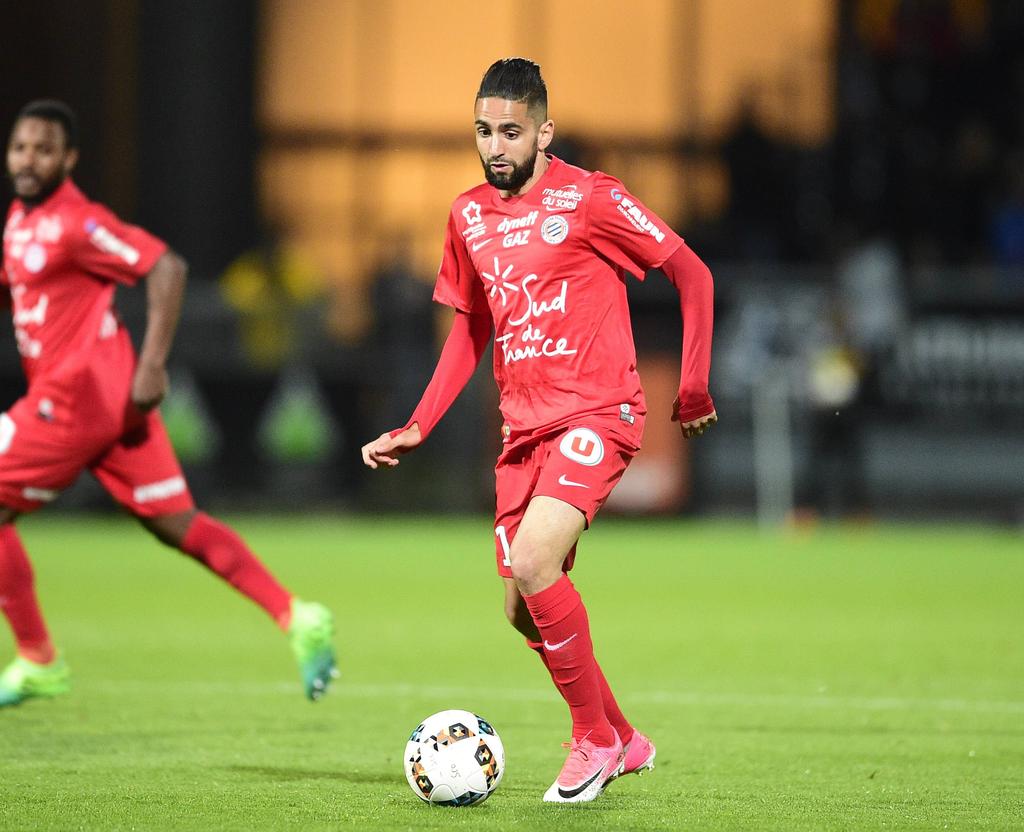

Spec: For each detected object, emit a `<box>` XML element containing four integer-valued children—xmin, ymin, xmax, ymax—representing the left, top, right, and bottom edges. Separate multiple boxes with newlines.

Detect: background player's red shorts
<box><xmin>0</xmin><ymin>388</ymin><xmax>194</xmax><ymax>517</ymax></box>
<box><xmin>492</xmin><ymin>411</ymin><xmax>644</xmax><ymax>577</ymax></box>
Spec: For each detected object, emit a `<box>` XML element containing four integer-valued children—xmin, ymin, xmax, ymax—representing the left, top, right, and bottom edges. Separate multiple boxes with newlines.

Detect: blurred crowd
<box><xmin>702</xmin><ymin>0</ymin><xmax>1024</xmax><ymax>273</ymax></box>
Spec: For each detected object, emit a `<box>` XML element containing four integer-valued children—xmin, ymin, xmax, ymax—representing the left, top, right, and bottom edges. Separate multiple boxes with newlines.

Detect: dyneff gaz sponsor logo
<box><xmin>497</xmin><ymin>211</ymin><xmax>538</xmax><ymax>248</ymax></box>
<box><xmin>609</xmin><ymin>189</ymin><xmax>665</xmax><ymax>243</ymax></box>
<box><xmin>496</xmin><ymin>211</ymin><xmax>538</xmax><ymax>234</ymax></box>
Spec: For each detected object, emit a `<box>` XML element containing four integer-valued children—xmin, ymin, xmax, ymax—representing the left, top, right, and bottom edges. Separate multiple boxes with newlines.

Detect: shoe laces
<box><xmin>561</xmin><ymin>738</ymin><xmax>591</xmax><ymax>762</ymax></box>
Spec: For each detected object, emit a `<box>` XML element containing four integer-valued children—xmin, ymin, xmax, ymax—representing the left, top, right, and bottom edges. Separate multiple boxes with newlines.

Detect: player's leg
<box><xmin>140</xmin><ymin>509</ymin><xmax>292</xmax><ymax>628</ymax></box>
<box><xmin>503</xmin><ymin>577</ymin><xmax>645</xmax><ymax>765</ymax></box>
<box><xmin>507</xmin><ymin>495</ymin><xmax>623</xmax><ymax>801</ymax></box>
<box><xmin>93</xmin><ymin>411</ymin><xmax>338</xmax><ymax>700</ymax></box>
<box><xmin>0</xmin><ymin>397</ymin><xmax>101</xmax><ymax>707</ymax></box>
<box><xmin>0</xmin><ymin>506</ymin><xmax>70</xmax><ymax>707</ymax></box>
<box><xmin>526</xmin><ymin>420</ymin><xmax>657</xmax><ymax>794</ymax></box>
<box><xmin>0</xmin><ymin>507</ymin><xmax>51</xmax><ymax>663</ymax></box>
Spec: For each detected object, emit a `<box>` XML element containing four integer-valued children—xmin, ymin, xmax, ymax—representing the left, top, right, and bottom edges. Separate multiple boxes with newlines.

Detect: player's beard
<box><xmin>482</xmin><ymin>144</ymin><xmax>538</xmax><ymax>192</ymax></box>
<box><xmin>10</xmin><ymin>169</ymin><xmax>66</xmax><ymax>207</ymax></box>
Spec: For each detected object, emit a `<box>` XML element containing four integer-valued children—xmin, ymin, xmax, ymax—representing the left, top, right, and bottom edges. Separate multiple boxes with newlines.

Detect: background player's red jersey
<box><xmin>2</xmin><ymin>179</ymin><xmax>166</xmax><ymax>387</ymax></box>
<box><xmin>434</xmin><ymin>156</ymin><xmax>684</xmax><ymax>440</ymax></box>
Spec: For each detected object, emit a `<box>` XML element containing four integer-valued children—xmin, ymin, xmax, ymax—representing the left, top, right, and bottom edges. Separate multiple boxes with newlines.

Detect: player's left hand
<box><xmin>131</xmin><ymin>362</ymin><xmax>169</xmax><ymax>412</ymax></box>
<box><xmin>362</xmin><ymin>422</ymin><xmax>423</xmax><ymax>469</ymax></box>
<box><xmin>672</xmin><ymin>395</ymin><xmax>718</xmax><ymax>439</ymax></box>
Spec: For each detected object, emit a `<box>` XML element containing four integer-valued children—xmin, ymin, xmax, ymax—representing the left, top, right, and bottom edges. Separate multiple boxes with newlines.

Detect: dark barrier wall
<box><xmin>0</xmin><ymin>1</ymin><xmax>116</xmax><ymax>208</ymax></box>
<box><xmin>137</xmin><ymin>0</ymin><xmax>259</xmax><ymax>277</ymax></box>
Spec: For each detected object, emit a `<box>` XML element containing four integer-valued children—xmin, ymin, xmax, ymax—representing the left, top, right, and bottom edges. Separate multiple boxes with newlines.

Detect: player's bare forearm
<box><xmin>361</xmin><ymin>423</ymin><xmax>423</xmax><ymax>469</ymax></box>
<box><xmin>132</xmin><ymin>250</ymin><xmax>187</xmax><ymax>410</ymax></box>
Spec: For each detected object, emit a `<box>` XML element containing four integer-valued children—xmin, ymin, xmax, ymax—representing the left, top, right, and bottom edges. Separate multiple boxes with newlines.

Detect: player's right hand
<box><xmin>361</xmin><ymin>423</ymin><xmax>423</xmax><ymax>469</ymax></box>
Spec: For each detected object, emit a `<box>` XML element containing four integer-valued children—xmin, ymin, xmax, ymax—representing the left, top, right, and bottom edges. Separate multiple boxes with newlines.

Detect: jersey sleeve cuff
<box><xmin>676</xmin><ymin>392</ymin><xmax>715</xmax><ymax>422</ymax></box>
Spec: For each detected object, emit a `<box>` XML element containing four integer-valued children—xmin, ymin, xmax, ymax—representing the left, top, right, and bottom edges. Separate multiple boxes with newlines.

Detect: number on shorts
<box><xmin>495</xmin><ymin>524</ymin><xmax>511</xmax><ymax>567</ymax></box>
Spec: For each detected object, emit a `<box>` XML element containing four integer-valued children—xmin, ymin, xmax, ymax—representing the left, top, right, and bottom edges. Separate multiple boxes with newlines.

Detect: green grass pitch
<box><xmin>0</xmin><ymin>515</ymin><xmax>1022</xmax><ymax>831</ymax></box>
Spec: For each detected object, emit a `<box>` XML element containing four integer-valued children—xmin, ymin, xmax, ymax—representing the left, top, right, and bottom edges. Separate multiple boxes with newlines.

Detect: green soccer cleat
<box><xmin>288</xmin><ymin>599</ymin><xmax>338</xmax><ymax>701</ymax></box>
<box><xmin>0</xmin><ymin>655</ymin><xmax>71</xmax><ymax>707</ymax></box>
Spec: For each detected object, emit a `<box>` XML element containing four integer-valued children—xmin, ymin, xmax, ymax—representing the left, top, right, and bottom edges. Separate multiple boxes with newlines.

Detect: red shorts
<box><xmin>492</xmin><ymin>412</ymin><xmax>643</xmax><ymax>577</ymax></box>
<box><xmin>0</xmin><ymin>389</ymin><xmax>194</xmax><ymax>517</ymax></box>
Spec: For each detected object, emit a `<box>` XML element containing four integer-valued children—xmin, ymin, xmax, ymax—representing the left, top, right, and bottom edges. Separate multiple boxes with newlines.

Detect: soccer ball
<box><xmin>404</xmin><ymin>709</ymin><xmax>505</xmax><ymax>806</ymax></box>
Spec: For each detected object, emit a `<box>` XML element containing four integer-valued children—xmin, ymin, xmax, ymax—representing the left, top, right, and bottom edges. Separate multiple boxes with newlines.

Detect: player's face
<box><xmin>475</xmin><ymin>98</ymin><xmax>553</xmax><ymax>193</ymax></box>
<box><xmin>6</xmin><ymin>118</ymin><xmax>78</xmax><ymax>204</ymax></box>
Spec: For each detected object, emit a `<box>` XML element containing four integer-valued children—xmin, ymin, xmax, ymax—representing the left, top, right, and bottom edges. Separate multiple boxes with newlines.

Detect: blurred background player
<box><xmin>0</xmin><ymin>100</ymin><xmax>337</xmax><ymax>706</ymax></box>
<box><xmin>363</xmin><ymin>59</ymin><xmax>716</xmax><ymax>803</ymax></box>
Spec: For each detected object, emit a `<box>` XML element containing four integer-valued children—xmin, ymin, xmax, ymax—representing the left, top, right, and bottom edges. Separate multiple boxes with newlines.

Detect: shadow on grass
<box><xmin>224</xmin><ymin>764</ymin><xmax>395</xmax><ymax>785</ymax></box>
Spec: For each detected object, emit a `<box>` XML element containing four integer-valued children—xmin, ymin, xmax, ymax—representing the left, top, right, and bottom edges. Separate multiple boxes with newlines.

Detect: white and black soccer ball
<box><xmin>404</xmin><ymin>709</ymin><xmax>505</xmax><ymax>806</ymax></box>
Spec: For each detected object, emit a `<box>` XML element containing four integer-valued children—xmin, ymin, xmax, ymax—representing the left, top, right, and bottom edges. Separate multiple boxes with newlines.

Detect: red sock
<box><xmin>527</xmin><ymin>638</ymin><xmax>634</xmax><ymax>744</ymax></box>
<box><xmin>522</xmin><ymin>574</ymin><xmax>615</xmax><ymax>745</ymax></box>
<box><xmin>594</xmin><ymin>664</ymin><xmax>634</xmax><ymax>745</ymax></box>
<box><xmin>0</xmin><ymin>524</ymin><xmax>55</xmax><ymax>663</ymax></box>
<box><xmin>181</xmin><ymin>513</ymin><xmax>292</xmax><ymax>629</ymax></box>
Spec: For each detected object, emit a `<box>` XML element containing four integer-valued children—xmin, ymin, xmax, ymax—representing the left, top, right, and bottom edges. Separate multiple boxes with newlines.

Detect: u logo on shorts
<box><xmin>559</xmin><ymin>428</ymin><xmax>604</xmax><ymax>466</ymax></box>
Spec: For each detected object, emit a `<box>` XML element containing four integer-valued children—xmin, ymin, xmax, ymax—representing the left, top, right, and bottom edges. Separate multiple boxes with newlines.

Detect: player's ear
<box><xmin>537</xmin><ymin>119</ymin><xmax>554</xmax><ymax>152</ymax></box>
<box><xmin>63</xmin><ymin>148</ymin><xmax>79</xmax><ymax>175</ymax></box>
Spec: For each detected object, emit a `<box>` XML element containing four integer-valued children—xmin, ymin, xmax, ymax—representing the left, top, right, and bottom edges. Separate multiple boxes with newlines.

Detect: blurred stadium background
<box><xmin>1</xmin><ymin>0</ymin><xmax>1021</xmax><ymax>525</ymax></box>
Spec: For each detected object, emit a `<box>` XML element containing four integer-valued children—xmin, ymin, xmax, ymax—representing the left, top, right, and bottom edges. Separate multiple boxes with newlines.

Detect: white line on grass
<box><xmin>89</xmin><ymin>680</ymin><xmax>1024</xmax><ymax>715</ymax></box>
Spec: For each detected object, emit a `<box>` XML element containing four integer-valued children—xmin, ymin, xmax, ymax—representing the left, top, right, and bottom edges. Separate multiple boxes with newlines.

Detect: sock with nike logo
<box><xmin>527</xmin><ymin>638</ymin><xmax>635</xmax><ymax>745</ymax></box>
<box><xmin>523</xmin><ymin>574</ymin><xmax>615</xmax><ymax>745</ymax></box>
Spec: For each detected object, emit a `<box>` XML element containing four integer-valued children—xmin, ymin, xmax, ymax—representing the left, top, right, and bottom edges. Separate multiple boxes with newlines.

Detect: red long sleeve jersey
<box><xmin>434</xmin><ymin>155</ymin><xmax>686</xmax><ymax>439</ymax></box>
<box><xmin>2</xmin><ymin>179</ymin><xmax>166</xmax><ymax>388</ymax></box>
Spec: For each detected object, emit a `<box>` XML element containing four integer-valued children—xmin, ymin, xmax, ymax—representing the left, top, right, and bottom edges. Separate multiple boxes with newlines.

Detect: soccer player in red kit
<box><xmin>0</xmin><ymin>100</ymin><xmax>338</xmax><ymax>706</ymax></box>
<box><xmin>363</xmin><ymin>60</ymin><xmax>716</xmax><ymax>802</ymax></box>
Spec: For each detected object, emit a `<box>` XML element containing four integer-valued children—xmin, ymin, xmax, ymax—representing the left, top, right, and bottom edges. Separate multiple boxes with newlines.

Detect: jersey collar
<box><xmin>13</xmin><ymin>177</ymin><xmax>84</xmax><ymax>216</ymax></box>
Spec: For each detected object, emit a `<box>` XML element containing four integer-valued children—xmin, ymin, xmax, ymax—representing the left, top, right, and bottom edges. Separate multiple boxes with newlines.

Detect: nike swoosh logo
<box><xmin>471</xmin><ymin>238</ymin><xmax>492</xmax><ymax>251</ymax></box>
<box><xmin>544</xmin><ymin>632</ymin><xmax>578</xmax><ymax>651</ymax></box>
<box><xmin>557</xmin><ymin>475</ymin><xmax>588</xmax><ymax>488</ymax></box>
<box><xmin>557</xmin><ymin>766</ymin><xmax>605</xmax><ymax>799</ymax></box>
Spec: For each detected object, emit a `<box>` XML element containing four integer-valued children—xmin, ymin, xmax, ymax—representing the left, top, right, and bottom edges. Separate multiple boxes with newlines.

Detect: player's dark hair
<box><xmin>16</xmin><ymin>99</ymin><xmax>79</xmax><ymax>150</ymax></box>
<box><xmin>476</xmin><ymin>58</ymin><xmax>547</xmax><ymax>121</ymax></box>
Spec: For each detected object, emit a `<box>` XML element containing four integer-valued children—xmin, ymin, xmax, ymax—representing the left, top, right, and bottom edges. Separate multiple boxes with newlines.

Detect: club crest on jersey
<box><xmin>559</xmin><ymin>428</ymin><xmax>604</xmax><ymax>466</ymax></box>
<box><xmin>22</xmin><ymin>243</ymin><xmax>47</xmax><ymax>274</ymax></box>
<box><xmin>540</xmin><ymin>215</ymin><xmax>569</xmax><ymax>246</ymax></box>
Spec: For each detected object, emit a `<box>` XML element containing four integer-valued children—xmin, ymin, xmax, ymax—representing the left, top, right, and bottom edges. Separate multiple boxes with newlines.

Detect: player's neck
<box><xmin>501</xmin><ymin>153</ymin><xmax>550</xmax><ymax>199</ymax></box>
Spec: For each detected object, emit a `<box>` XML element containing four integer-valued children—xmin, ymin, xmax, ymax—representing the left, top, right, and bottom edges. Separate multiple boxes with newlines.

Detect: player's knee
<box><xmin>508</xmin><ymin>546</ymin><xmax>554</xmax><ymax>594</ymax></box>
<box><xmin>507</xmin><ymin>548</ymin><xmax>537</xmax><ymax>586</ymax></box>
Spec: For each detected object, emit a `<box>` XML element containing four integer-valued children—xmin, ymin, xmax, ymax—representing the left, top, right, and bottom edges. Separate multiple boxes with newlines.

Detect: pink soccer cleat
<box><xmin>621</xmin><ymin>730</ymin><xmax>657</xmax><ymax>776</ymax></box>
<box><xmin>542</xmin><ymin>734</ymin><xmax>624</xmax><ymax>803</ymax></box>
